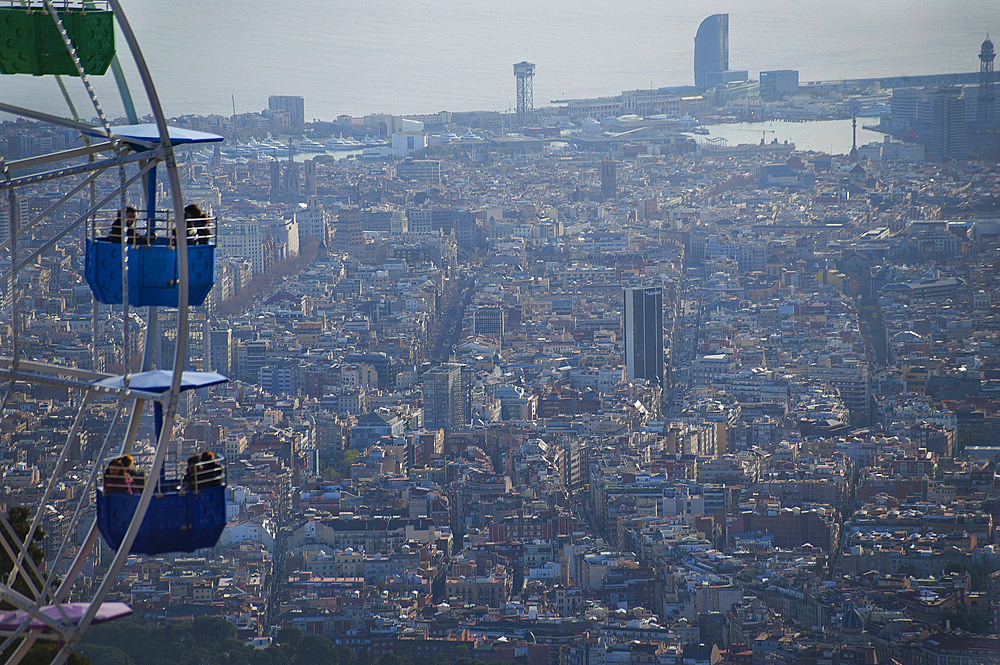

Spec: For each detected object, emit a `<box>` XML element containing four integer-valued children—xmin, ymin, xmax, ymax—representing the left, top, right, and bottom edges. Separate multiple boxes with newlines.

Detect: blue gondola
<box><xmin>96</xmin><ymin>484</ymin><xmax>227</xmax><ymax>555</ymax></box>
<box><xmin>85</xmin><ymin>237</ymin><xmax>216</xmax><ymax>307</ymax></box>
<box><xmin>93</xmin><ymin>371</ymin><xmax>229</xmax><ymax>555</ymax></box>
<box><xmin>81</xmin><ymin>124</ymin><xmax>223</xmax><ymax>309</ymax></box>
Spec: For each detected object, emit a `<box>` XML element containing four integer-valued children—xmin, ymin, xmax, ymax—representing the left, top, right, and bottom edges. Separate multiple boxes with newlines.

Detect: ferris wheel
<box><xmin>0</xmin><ymin>2</ymin><xmax>228</xmax><ymax>664</ymax></box>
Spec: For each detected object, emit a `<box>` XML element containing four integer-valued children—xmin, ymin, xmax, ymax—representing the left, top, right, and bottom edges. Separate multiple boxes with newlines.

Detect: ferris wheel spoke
<box><xmin>0</xmin><ymin>102</ymin><xmax>111</xmax><ymax>138</ymax></box>
<box><xmin>44</xmin><ymin>404</ymin><xmax>131</xmax><ymax>605</ymax></box>
<box><xmin>4</xmin><ymin>635</ymin><xmax>39</xmax><ymax>665</ymax></box>
<box><xmin>0</xmin><ymin>364</ymin><xmax>160</xmax><ymax>401</ymax></box>
<box><xmin>0</xmin><ymin>520</ymin><xmax>43</xmax><ymax>601</ymax></box>
<box><xmin>5</xmin><ymin>141</ymin><xmax>118</xmax><ymax>174</ymax></box>
<box><xmin>2</xmin><ymin>148</ymin><xmax>159</xmax><ymax>190</ymax></box>
<box><xmin>0</xmin><ymin>588</ymin><xmax>63</xmax><ymax>634</ymax></box>
<box><xmin>0</xmin><ymin>3</ymin><xmax>226</xmax><ymax>662</ymax></box>
<box><xmin>14</xmin><ymin>392</ymin><xmax>93</xmax><ymax>589</ymax></box>
<box><xmin>0</xmin><ymin>621</ymin><xmax>37</xmax><ymax>657</ymax></box>
<box><xmin>0</xmin><ymin>166</ymin><xmax>111</xmax><ymax>253</ymax></box>
<box><xmin>1</xmin><ymin>158</ymin><xmax>157</xmax><ymax>280</ymax></box>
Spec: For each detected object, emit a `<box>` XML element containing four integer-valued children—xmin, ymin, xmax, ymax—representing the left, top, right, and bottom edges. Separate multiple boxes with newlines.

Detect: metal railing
<box><xmin>100</xmin><ymin>452</ymin><xmax>227</xmax><ymax>495</ymax></box>
<box><xmin>87</xmin><ymin>209</ymin><xmax>218</xmax><ymax>247</ymax></box>
<box><xmin>2</xmin><ymin>1</ymin><xmax>111</xmax><ymax>9</ymax></box>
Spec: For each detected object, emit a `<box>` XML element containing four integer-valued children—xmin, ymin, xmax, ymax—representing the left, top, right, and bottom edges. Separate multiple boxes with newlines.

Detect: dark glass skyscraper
<box><xmin>929</xmin><ymin>87</ymin><xmax>968</xmax><ymax>160</ymax></box>
<box><xmin>694</xmin><ymin>13</ymin><xmax>729</xmax><ymax>89</ymax></box>
<box><xmin>623</xmin><ymin>287</ymin><xmax>664</xmax><ymax>387</ymax></box>
<box><xmin>601</xmin><ymin>159</ymin><xmax>616</xmax><ymax>202</ymax></box>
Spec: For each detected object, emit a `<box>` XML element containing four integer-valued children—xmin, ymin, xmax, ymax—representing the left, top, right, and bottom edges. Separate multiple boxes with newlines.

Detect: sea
<box><xmin>691</xmin><ymin>118</ymin><xmax>886</xmax><ymax>156</ymax></box>
<box><xmin>2</xmin><ymin>0</ymin><xmax>998</xmax><ymax>123</ymax></box>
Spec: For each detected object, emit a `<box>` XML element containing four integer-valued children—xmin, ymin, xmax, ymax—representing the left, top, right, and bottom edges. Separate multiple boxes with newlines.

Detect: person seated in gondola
<box><xmin>117</xmin><ymin>454</ymin><xmax>146</xmax><ymax>494</ymax></box>
<box><xmin>103</xmin><ymin>455</ymin><xmax>144</xmax><ymax>493</ymax></box>
<box><xmin>197</xmin><ymin>451</ymin><xmax>223</xmax><ymax>488</ymax></box>
<box><xmin>182</xmin><ymin>455</ymin><xmax>200</xmax><ymax>492</ymax></box>
<box><xmin>106</xmin><ymin>206</ymin><xmax>137</xmax><ymax>244</ymax></box>
<box><xmin>185</xmin><ymin>204</ymin><xmax>210</xmax><ymax>245</ymax></box>
<box><xmin>103</xmin><ymin>457</ymin><xmax>128</xmax><ymax>493</ymax></box>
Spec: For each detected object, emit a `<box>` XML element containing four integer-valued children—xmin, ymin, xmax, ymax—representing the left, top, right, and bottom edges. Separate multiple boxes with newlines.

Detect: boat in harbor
<box><xmin>297</xmin><ymin>138</ymin><xmax>327</xmax><ymax>152</ymax></box>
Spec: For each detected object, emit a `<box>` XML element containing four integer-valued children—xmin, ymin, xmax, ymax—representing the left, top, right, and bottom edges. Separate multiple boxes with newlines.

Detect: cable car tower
<box><xmin>513</xmin><ymin>61</ymin><xmax>535</xmax><ymax>128</ymax></box>
<box><xmin>979</xmin><ymin>35</ymin><xmax>996</xmax><ymax>127</ymax></box>
<box><xmin>0</xmin><ymin>2</ymin><xmax>228</xmax><ymax>664</ymax></box>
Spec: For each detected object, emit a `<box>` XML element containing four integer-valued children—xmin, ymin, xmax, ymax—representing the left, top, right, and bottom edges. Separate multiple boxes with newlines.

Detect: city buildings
<box><xmin>929</xmin><ymin>86</ymin><xmax>969</xmax><ymax>159</ymax></box>
<box><xmin>396</xmin><ymin>157</ymin><xmax>441</xmax><ymax>185</ymax></box>
<box><xmin>268</xmin><ymin>94</ymin><xmax>305</xmax><ymax>133</ymax></box>
<box><xmin>601</xmin><ymin>158</ymin><xmax>616</xmax><ymax>201</ymax></box>
<box><xmin>623</xmin><ymin>286</ymin><xmax>664</xmax><ymax>388</ymax></box>
<box><xmin>759</xmin><ymin>69</ymin><xmax>800</xmax><ymax>100</ymax></box>
<box><xmin>7</xmin><ymin>59</ymin><xmax>1000</xmax><ymax>665</ymax></box>
<box><xmin>422</xmin><ymin>364</ymin><xmax>464</xmax><ymax>430</ymax></box>
<box><xmin>473</xmin><ymin>305</ymin><xmax>504</xmax><ymax>346</ymax></box>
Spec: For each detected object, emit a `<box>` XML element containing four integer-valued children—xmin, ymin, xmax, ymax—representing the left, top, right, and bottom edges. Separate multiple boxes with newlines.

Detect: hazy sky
<box><xmin>4</xmin><ymin>0</ymin><xmax>998</xmax><ymax>120</ymax></box>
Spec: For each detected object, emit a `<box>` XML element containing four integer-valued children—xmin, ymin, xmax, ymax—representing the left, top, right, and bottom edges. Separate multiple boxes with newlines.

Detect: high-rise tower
<box><xmin>930</xmin><ymin>87</ymin><xmax>969</xmax><ymax>160</ymax></box>
<box><xmin>268</xmin><ymin>95</ymin><xmax>305</xmax><ymax>133</ymax></box>
<box><xmin>694</xmin><ymin>14</ymin><xmax>729</xmax><ymax>89</ymax></box>
<box><xmin>601</xmin><ymin>159</ymin><xmax>616</xmax><ymax>201</ymax></box>
<box><xmin>513</xmin><ymin>61</ymin><xmax>535</xmax><ymax>127</ymax></box>
<box><xmin>623</xmin><ymin>287</ymin><xmax>664</xmax><ymax>388</ymax></box>
<box><xmin>979</xmin><ymin>35</ymin><xmax>996</xmax><ymax>127</ymax></box>
<box><xmin>423</xmin><ymin>364</ymin><xmax>464</xmax><ymax>430</ymax></box>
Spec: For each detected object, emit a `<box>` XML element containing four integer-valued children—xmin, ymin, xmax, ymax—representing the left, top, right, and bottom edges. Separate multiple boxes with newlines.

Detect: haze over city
<box><xmin>1</xmin><ymin>3</ymin><xmax>1000</xmax><ymax>665</ymax></box>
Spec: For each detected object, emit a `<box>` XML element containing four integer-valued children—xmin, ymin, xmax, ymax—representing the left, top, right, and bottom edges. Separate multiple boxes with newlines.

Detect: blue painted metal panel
<box><xmin>82</xmin><ymin>123</ymin><xmax>224</xmax><ymax>146</ymax></box>
<box><xmin>84</xmin><ymin>239</ymin><xmax>215</xmax><ymax>307</ymax></box>
<box><xmin>96</xmin><ymin>485</ymin><xmax>227</xmax><ymax>555</ymax></box>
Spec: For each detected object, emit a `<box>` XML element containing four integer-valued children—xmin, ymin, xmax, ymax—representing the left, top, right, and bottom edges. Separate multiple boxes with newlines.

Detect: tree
<box><xmin>0</xmin><ymin>507</ymin><xmax>89</xmax><ymax>665</ymax></box>
<box><xmin>192</xmin><ymin>616</ymin><xmax>237</xmax><ymax>643</ymax></box>
<box><xmin>227</xmin><ymin>647</ymin><xmax>250</xmax><ymax>665</ymax></box>
<box><xmin>334</xmin><ymin>646</ymin><xmax>353</xmax><ymax>665</ymax></box>
<box><xmin>340</xmin><ymin>448</ymin><xmax>359</xmax><ymax>472</ymax></box>
<box><xmin>21</xmin><ymin>641</ymin><xmax>90</xmax><ymax>665</ymax></box>
<box><xmin>74</xmin><ymin>645</ymin><xmax>133</xmax><ymax>665</ymax></box>
<box><xmin>295</xmin><ymin>634</ymin><xmax>335</xmax><ymax>665</ymax></box>
<box><xmin>1</xmin><ymin>506</ymin><xmax>46</xmax><ymax>605</ymax></box>
<box><xmin>274</xmin><ymin>626</ymin><xmax>302</xmax><ymax>651</ymax></box>
<box><xmin>939</xmin><ymin>608</ymin><xmax>991</xmax><ymax>635</ymax></box>
<box><xmin>264</xmin><ymin>645</ymin><xmax>289</xmax><ymax>665</ymax></box>
<box><xmin>150</xmin><ymin>641</ymin><xmax>186</xmax><ymax>665</ymax></box>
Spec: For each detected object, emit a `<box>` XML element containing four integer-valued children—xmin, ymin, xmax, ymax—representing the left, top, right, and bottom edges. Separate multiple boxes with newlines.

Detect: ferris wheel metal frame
<box><xmin>0</xmin><ymin>1</ymin><xmax>200</xmax><ymax>663</ymax></box>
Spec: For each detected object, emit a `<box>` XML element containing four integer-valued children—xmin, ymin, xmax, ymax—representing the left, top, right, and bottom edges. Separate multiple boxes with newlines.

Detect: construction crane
<box><xmin>733</xmin><ymin>128</ymin><xmax>776</xmax><ymax>144</ymax></box>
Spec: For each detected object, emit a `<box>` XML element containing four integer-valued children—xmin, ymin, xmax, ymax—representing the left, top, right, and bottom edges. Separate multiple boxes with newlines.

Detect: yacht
<box><xmin>325</xmin><ymin>135</ymin><xmax>349</xmax><ymax>149</ymax></box>
<box><xmin>260</xmin><ymin>133</ymin><xmax>287</xmax><ymax>151</ymax></box>
<box><xmin>221</xmin><ymin>142</ymin><xmax>255</xmax><ymax>158</ymax></box>
<box><xmin>297</xmin><ymin>138</ymin><xmax>327</xmax><ymax>152</ymax></box>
